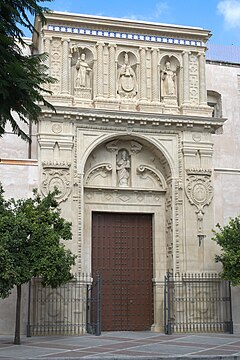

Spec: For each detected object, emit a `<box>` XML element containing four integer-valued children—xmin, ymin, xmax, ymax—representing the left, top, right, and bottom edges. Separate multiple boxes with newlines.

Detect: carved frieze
<box><xmin>41</xmin><ymin>162</ymin><xmax>72</xmax><ymax>203</ymax></box>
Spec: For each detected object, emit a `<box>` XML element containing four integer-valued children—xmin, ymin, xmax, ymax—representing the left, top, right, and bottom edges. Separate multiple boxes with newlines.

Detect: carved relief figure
<box><xmin>161</xmin><ymin>61</ymin><xmax>176</xmax><ymax>97</ymax></box>
<box><xmin>116</xmin><ymin>149</ymin><xmax>131</xmax><ymax>187</ymax></box>
<box><xmin>75</xmin><ymin>53</ymin><xmax>92</xmax><ymax>88</ymax></box>
<box><xmin>117</xmin><ymin>53</ymin><xmax>137</xmax><ymax>98</ymax></box>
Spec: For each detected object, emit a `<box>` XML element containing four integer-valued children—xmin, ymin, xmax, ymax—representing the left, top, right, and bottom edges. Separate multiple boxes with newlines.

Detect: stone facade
<box><xmin>0</xmin><ymin>13</ymin><xmax>239</xmax><ymax>334</ymax></box>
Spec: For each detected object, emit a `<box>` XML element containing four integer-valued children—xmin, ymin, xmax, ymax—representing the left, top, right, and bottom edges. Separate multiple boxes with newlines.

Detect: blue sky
<box><xmin>29</xmin><ymin>0</ymin><xmax>240</xmax><ymax>45</ymax></box>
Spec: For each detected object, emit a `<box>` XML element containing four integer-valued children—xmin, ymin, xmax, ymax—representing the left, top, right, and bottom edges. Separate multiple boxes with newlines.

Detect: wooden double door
<box><xmin>92</xmin><ymin>212</ymin><xmax>153</xmax><ymax>331</ymax></box>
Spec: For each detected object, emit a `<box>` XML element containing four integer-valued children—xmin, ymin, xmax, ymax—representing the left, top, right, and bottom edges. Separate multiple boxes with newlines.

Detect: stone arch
<box><xmin>83</xmin><ymin>136</ymin><xmax>170</xmax><ymax>190</ymax></box>
<box><xmin>79</xmin><ymin>133</ymin><xmax>175</xmax><ymax>178</ymax></box>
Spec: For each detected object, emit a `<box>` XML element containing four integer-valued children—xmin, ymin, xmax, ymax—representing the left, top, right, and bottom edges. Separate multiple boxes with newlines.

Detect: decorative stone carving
<box><xmin>161</xmin><ymin>61</ymin><xmax>176</xmax><ymax>96</ymax></box>
<box><xmin>185</xmin><ymin>169</ymin><xmax>213</xmax><ymax>233</ymax></box>
<box><xmin>116</xmin><ymin>149</ymin><xmax>131</xmax><ymax>187</ymax></box>
<box><xmin>85</xmin><ymin>163</ymin><xmax>112</xmax><ymax>185</ymax></box>
<box><xmin>71</xmin><ymin>46</ymin><xmax>93</xmax><ymax>99</ymax></box>
<box><xmin>51</xmin><ymin>39</ymin><xmax>61</xmax><ymax>94</ymax></box>
<box><xmin>137</xmin><ymin>165</ymin><xmax>167</xmax><ymax>190</ymax></box>
<box><xmin>117</xmin><ymin>52</ymin><xmax>137</xmax><ymax>98</ymax></box>
<box><xmin>52</xmin><ymin>123</ymin><xmax>62</xmax><ymax>134</ymax></box>
<box><xmin>106</xmin><ymin>140</ymin><xmax>119</xmax><ymax>153</ymax></box>
<box><xmin>160</xmin><ymin>57</ymin><xmax>179</xmax><ymax>106</ymax></box>
<box><xmin>41</xmin><ymin>162</ymin><xmax>71</xmax><ymax>203</ymax></box>
<box><xmin>189</xmin><ymin>54</ymin><xmax>199</xmax><ymax>105</ymax></box>
<box><xmin>130</xmin><ymin>141</ymin><xmax>142</xmax><ymax>154</ymax></box>
<box><xmin>75</xmin><ymin>53</ymin><xmax>92</xmax><ymax>87</ymax></box>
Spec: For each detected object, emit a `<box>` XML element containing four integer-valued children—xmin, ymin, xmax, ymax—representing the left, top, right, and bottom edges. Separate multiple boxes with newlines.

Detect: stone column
<box><xmin>198</xmin><ymin>52</ymin><xmax>207</xmax><ymax>105</ymax></box>
<box><xmin>182</xmin><ymin>51</ymin><xmax>190</xmax><ymax>105</ymax></box>
<box><xmin>108</xmin><ymin>44</ymin><xmax>116</xmax><ymax>98</ymax></box>
<box><xmin>151</xmin><ymin>48</ymin><xmax>159</xmax><ymax>102</ymax></box>
<box><xmin>139</xmin><ymin>47</ymin><xmax>147</xmax><ymax>101</ymax></box>
<box><xmin>61</xmin><ymin>38</ymin><xmax>69</xmax><ymax>94</ymax></box>
<box><xmin>96</xmin><ymin>42</ymin><xmax>104</xmax><ymax>98</ymax></box>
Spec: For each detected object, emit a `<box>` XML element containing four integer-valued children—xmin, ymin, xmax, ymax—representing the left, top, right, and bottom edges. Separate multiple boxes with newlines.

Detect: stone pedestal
<box><xmin>74</xmin><ymin>87</ymin><xmax>92</xmax><ymax>99</ymax></box>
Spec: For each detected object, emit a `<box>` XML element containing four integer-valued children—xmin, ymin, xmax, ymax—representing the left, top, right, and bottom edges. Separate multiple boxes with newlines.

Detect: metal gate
<box><xmin>164</xmin><ymin>272</ymin><xmax>233</xmax><ymax>334</ymax></box>
<box><xmin>27</xmin><ymin>273</ymin><xmax>101</xmax><ymax>336</ymax></box>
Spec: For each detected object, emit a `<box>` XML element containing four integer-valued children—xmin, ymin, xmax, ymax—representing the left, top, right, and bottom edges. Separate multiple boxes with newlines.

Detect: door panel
<box><xmin>92</xmin><ymin>212</ymin><xmax>153</xmax><ymax>331</ymax></box>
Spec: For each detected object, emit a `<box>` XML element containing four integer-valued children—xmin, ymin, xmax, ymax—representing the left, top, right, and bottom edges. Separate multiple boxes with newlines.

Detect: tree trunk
<box><xmin>14</xmin><ymin>284</ymin><xmax>21</xmax><ymax>345</ymax></box>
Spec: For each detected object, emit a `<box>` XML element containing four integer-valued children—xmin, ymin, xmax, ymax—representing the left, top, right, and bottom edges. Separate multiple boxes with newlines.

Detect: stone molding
<box><xmin>40</xmin><ymin>108</ymin><xmax>225</xmax><ymax>133</ymax></box>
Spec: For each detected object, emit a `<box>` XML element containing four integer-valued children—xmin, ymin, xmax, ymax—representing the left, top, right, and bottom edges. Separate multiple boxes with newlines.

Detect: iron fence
<box><xmin>27</xmin><ymin>273</ymin><xmax>101</xmax><ymax>336</ymax></box>
<box><xmin>164</xmin><ymin>272</ymin><xmax>233</xmax><ymax>334</ymax></box>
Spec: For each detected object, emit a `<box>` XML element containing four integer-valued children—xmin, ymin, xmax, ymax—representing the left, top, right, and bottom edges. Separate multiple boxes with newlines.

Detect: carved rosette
<box><xmin>41</xmin><ymin>162</ymin><xmax>72</xmax><ymax>203</ymax></box>
<box><xmin>185</xmin><ymin>169</ymin><xmax>213</xmax><ymax>233</ymax></box>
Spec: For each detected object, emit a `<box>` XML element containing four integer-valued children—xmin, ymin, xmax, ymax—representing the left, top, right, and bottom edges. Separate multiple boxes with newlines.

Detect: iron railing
<box><xmin>164</xmin><ymin>272</ymin><xmax>233</xmax><ymax>334</ymax></box>
<box><xmin>27</xmin><ymin>273</ymin><xmax>102</xmax><ymax>336</ymax></box>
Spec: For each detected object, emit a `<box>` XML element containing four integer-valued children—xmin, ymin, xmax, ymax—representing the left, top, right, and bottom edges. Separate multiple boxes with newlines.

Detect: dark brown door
<box><xmin>92</xmin><ymin>212</ymin><xmax>153</xmax><ymax>331</ymax></box>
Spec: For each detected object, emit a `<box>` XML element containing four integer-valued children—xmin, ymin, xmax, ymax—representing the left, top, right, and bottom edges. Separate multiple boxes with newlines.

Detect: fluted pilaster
<box><xmin>96</xmin><ymin>42</ymin><xmax>104</xmax><ymax>98</ymax></box>
<box><xmin>61</xmin><ymin>39</ymin><xmax>69</xmax><ymax>94</ymax></box>
<box><xmin>183</xmin><ymin>51</ymin><xmax>190</xmax><ymax>104</ymax></box>
<box><xmin>151</xmin><ymin>48</ymin><xmax>159</xmax><ymax>102</ymax></box>
<box><xmin>139</xmin><ymin>47</ymin><xmax>147</xmax><ymax>100</ymax></box>
<box><xmin>108</xmin><ymin>44</ymin><xmax>116</xmax><ymax>98</ymax></box>
<box><xmin>198</xmin><ymin>53</ymin><xmax>207</xmax><ymax>105</ymax></box>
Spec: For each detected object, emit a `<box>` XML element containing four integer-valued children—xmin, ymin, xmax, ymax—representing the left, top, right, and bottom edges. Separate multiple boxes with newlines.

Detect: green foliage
<box><xmin>0</xmin><ymin>0</ymin><xmax>55</xmax><ymax>141</ymax></box>
<box><xmin>0</xmin><ymin>185</ymin><xmax>76</xmax><ymax>299</ymax></box>
<box><xmin>212</xmin><ymin>216</ymin><xmax>240</xmax><ymax>286</ymax></box>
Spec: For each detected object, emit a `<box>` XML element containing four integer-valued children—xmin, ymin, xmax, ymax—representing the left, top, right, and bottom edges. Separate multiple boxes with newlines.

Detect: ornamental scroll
<box><xmin>185</xmin><ymin>169</ymin><xmax>213</xmax><ymax>234</ymax></box>
<box><xmin>41</xmin><ymin>162</ymin><xmax>72</xmax><ymax>203</ymax></box>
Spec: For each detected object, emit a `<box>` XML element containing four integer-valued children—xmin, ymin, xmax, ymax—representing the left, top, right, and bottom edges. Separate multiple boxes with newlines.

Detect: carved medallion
<box><xmin>41</xmin><ymin>162</ymin><xmax>72</xmax><ymax>203</ymax></box>
<box><xmin>185</xmin><ymin>169</ymin><xmax>213</xmax><ymax>233</ymax></box>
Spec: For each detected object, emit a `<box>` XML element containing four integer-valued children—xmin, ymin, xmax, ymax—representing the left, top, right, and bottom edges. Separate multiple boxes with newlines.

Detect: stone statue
<box><xmin>117</xmin><ymin>53</ymin><xmax>137</xmax><ymax>98</ymax></box>
<box><xmin>161</xmin><ymin>61</ymin><xmax>176</xmax><ymax>97</ymax></box>
<box><xmin>75</xmin><ymin>52</ymin><xmax>92</xmax><ymax>88</ymax></box>
<box><xmin>116</xmin><ymin>150</ymin><xmax>131</xmax><ymax>187</ymax></box>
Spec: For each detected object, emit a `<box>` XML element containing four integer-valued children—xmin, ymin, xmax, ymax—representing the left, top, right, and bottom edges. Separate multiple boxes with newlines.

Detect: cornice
<box><xmin>40</xmin><ymin>107</ymin><xmax>225</xmax><ymax>133</ymax></box>
<box><xmin>34</xmin><ymin>12</ymin><xmax>210</xmax><ymax>48</ymax></box>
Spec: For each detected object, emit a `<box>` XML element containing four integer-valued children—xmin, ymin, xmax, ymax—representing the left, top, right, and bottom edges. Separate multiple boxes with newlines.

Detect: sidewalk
<box><xmin>1</xmin><ymin>331</ymin><xmax>240</xmax><ymax>359</ymax></box>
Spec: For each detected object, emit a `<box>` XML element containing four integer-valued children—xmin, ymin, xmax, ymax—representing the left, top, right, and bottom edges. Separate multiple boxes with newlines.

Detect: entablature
<box><xmin>40</xmin><ymin>107</ymin><xmax>225</xmax><ymax>134</ymax></box>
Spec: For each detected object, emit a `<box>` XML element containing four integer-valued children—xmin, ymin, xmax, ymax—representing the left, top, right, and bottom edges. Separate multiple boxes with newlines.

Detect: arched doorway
<box><xmin>82</xmin><ymin>135</ymin><xmax>173</xmax><ymax>331</ymax></box>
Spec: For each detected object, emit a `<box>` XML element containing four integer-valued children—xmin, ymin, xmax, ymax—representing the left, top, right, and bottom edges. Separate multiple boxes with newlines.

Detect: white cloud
<box><xmin>122</xmin><ymin>1</ymin><xmax>169</xmax><ymax>22</ymax></box>
<box><xmin>217</xmin><ymin>0</ymin><xmax>240</xmax><ymax>28</ymax></box>
<box><xmin>154</xmin><ymin>2</ymin><xmax>169</xmax><ymax>18</ymax></box>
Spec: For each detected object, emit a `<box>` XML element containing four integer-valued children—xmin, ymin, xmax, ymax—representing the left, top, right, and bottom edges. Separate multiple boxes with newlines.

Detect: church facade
<box><xmin>0</xmin><ymin>12</ymin><xmax>240</xmax><ymax>334</ymax></box>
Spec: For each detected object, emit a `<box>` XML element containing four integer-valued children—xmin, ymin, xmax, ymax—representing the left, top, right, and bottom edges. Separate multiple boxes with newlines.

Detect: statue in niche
<box><xmin>117</xmin><ymin>53</ymin><xmax>137</xmax><ymax>98</ymax></box>
<box><xmin>161</xmin><ymin>60</ymin><xmax>176</xmax><ymax>97</ymax></box>
<box><xmin>116</xmin><ymin>149</ymin><xmax>131</xmax><ymax>187</ymax></box>
<box><xmin>75</xmin><ymin>53</ymin><xmax>92</xmax><ymax>88</ymax></box>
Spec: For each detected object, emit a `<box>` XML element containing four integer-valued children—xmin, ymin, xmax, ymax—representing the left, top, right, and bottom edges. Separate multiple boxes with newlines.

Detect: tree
<box><xmin>0</xmin><ymin>185</ymin><xmax>76</xmax><ymax>345</ymax></box>
<box><xmin>0</xmin><ymin>0</ymin><xmax>55</xmax><ymax>141</ymax></box>
<box><xmin>212</xmin><ymin>216</ymin><xmax>240</xmax><ymax>286</ymax></box>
